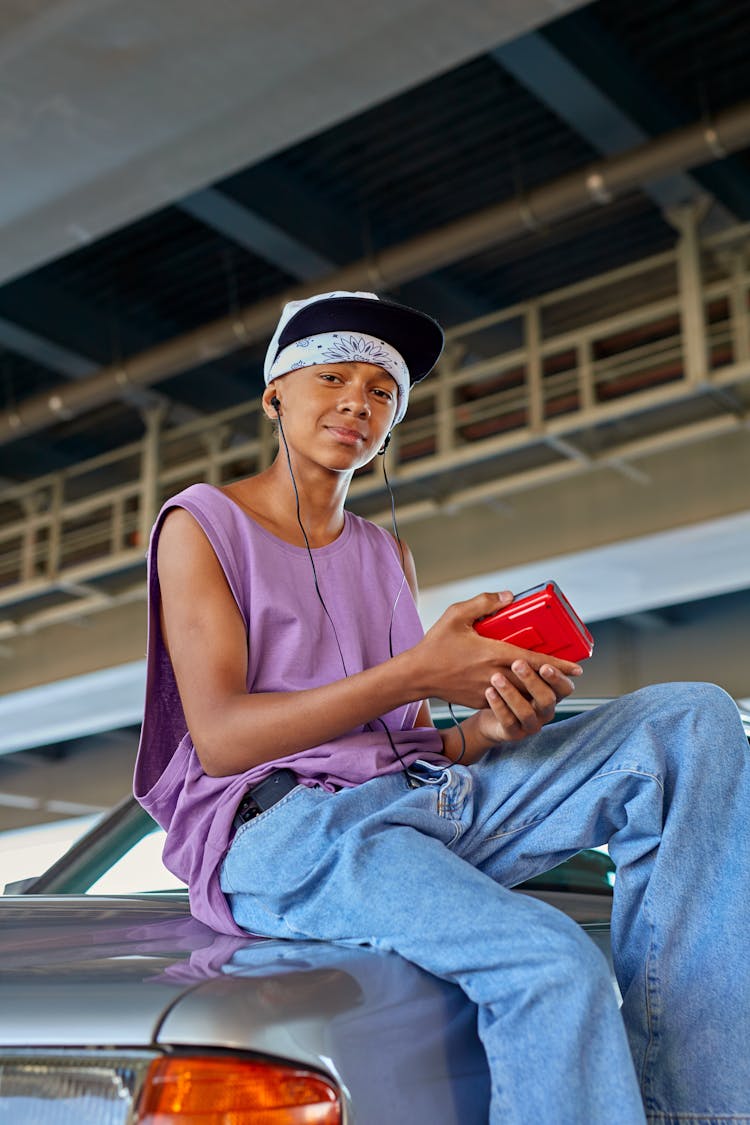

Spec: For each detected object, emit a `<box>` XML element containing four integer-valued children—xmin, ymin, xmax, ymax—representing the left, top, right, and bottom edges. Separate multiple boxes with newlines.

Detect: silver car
<box><xmin>2</xmin><ymin>700</ymin><xmax>745</xmax><ymax>1124</ymax></box>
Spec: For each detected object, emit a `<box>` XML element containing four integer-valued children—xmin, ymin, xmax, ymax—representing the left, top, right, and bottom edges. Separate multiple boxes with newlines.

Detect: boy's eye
<box><xmin>373</xmin><ymin>388</ymin><xmax>394</xmax><ymax>401</ymax></box>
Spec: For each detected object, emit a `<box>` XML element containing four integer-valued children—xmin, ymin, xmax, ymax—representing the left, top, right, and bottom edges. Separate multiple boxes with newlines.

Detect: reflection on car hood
<box><xmin>0</xmin><ymin>895</ymin><xmax>227</xmax><ymax>1046</ymax></box>
<box><xmin>0</xmin><ymin>893</ymin><xmax>496</xmax><ymax>1120</ymax></box>
<box><xmin>0</xmin><ymin>889</ymin><xmax>612</xmax><ymax>1044</ymax></box>
<box><xmin>0</xmin><ymin>891</ymin><xmax>614</xmax><ymax>1123</ymax></box>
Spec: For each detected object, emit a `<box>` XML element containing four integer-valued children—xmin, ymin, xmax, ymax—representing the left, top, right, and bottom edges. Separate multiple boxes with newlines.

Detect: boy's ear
<box><xmin>262</xmin><ymin>384</ymin><xmax>280</xmax><ymax>420</ymax></box>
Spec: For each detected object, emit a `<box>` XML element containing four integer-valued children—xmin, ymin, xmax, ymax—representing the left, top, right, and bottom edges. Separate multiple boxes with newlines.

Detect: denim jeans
<box><xmin>220</xmin><ymin>683</ymin><xmax>750</xmax><ymax>1124</ymax></box>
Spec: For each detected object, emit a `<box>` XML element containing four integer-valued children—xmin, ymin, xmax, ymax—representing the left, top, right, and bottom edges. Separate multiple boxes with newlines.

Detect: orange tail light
<box><xmin>137</xmin><ymin>1055</ymin><xmax>341</xmax><ymax>1124</ymax></box>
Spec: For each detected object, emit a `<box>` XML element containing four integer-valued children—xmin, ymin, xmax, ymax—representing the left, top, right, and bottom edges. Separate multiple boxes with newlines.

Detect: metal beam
<box><xmin>180</xmin><ymin>188</ymin><xmax>331</xmax><ymax>280</ymax></box>
<box><xmin>189</xmin><ymin>172</ymin><xmax>492</xmax><ymax>326</ymax></box>
<box><xmin>0</xmin><ymin>319</ymin><xmax>95</xmax><ymax>379</ymax></box>
<box><xmin>541</xmin><ymin>8</ymin><xmax>750</xmax><ymax>221</ymax></box>
<box><xmin>492</xmin><ymin>34</ymin><xmax>721</xmax><ymax>217</ymax></box>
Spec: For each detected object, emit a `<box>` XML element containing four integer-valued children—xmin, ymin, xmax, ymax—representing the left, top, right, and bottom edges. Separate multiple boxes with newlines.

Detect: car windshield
<box><xmin>15</xmin><ymin>795</ymin><xmax>615</xmax><ymax>899</ymax></box>
<box><xmin>106</xmin><ymin>816</ymin><xmax>618</xmax><ymax>896</ymax></box>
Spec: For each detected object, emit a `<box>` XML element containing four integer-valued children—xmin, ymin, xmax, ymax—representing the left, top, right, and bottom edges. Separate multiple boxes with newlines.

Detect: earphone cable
<box><xmin>382</xmin><ymin>449</ymin><xmax>465</xmax><ymax>770</ymax></box>
<box><xmin>276</xmin><ymin>408</ymin><xmax>416</xmax><ymax>784</ymax></box>
<box><xmin>276</xmin><ymin>411</ymin><xmax>349</xmax><ymax>680</ymax></box>
<box><xmin>381</xmin><ymin>455</ymin><xmax>406</xmax><ymax>661</ymax></box>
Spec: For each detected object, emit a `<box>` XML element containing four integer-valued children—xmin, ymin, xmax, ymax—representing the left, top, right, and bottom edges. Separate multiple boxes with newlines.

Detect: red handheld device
<box><xmin>473</xmin><ymin>581</ymin><xmax>594</xmax><ymax>662</ymax></box>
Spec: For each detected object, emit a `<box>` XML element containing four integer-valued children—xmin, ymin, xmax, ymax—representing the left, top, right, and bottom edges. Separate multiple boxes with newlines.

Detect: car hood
<box><xmin>0</xmin><ymin>891</ymin><xmax>613</xmax><ymax>1123</ymax></box>
<box><xmin>0</xmin><ymin>890</ymin><xmax>613</xmax><ymax>1052</ymax></box>
<box><xmin>0</xmin><ymin>894</ymin><xmax>235</xmax><ymax>1046</ymax></box>
<box><xmin>0</xmin><ymin>894</ymin><xmax>486</xmax><ymax>1060</ymax></box>
<box><xmin>0</xmin><ymin>894</ymin><xmax>499</xmax><ymax>1121</ymax></box>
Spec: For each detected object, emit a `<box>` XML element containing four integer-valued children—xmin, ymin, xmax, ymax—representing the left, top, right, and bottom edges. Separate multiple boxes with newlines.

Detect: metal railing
<box><xmin>2</xmin><ymin>211</ymin><xmax>750</xmax><ymax>633</ymax></box>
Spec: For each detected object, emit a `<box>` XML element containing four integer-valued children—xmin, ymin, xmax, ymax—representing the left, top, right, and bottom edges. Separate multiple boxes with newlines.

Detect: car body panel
<box><xmin>2</xmin><ymin>701</ymin><xmax>745</xmax><ymax>1122</ymax></box>
<box><xmin>0</xmin><ymin>897</ymin><xmax>211</xmax><ymax>1045</ymax></box>
<box><xmin>0</xmin><ymin>890</ymin><xmax>609</xmax><ymax>1124</ymax></box>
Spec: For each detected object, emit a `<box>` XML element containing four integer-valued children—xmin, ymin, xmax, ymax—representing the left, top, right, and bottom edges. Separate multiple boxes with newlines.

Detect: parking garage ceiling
<box><xmin>1</xmin><ymin>0</ymin><xmax>750</xmax><ymax>685</ymax></box>
<box><xmin>3</xmin><ymin>0</ymin><xmax>750</xmax><ymax>474</ymax></box>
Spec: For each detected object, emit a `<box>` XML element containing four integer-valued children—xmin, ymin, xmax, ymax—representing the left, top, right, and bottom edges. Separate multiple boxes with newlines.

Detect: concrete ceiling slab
<box><xmin>0</xmin><ymin>0</ymin><xmax>586</xmax><ymax>286</ymax></box>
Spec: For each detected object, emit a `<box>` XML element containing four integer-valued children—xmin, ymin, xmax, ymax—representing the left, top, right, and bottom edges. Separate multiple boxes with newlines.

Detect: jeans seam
<box><xmin>641</xmin><ymin>896</ymin><xmax>660</xmax><ymax>1111</ymax></box>
<box><xmin>594</xmin><ymin>765</ymin><xmax>665</xmax><ymax>793</ymax></box>
<box><xmin>484</xmin><ymin>766</ymin><xmax>665</xmax><ymax>842</ymax></box>
<box><xmin>647</xmin><ymin>1117</ymin><xmax>750</xmax><ymax>1123</ymax></box>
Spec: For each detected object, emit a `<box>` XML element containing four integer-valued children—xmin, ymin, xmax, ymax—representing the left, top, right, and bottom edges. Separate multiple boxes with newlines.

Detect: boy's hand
<box><xmin>415</xmin><ymin>591</ymin><xmax>583</xmax><ymax>710</ymax></box>
<box><xmin>474</xmin><ymin>659</ymin><xmax>577</xmax><ymax>744</ymax></box>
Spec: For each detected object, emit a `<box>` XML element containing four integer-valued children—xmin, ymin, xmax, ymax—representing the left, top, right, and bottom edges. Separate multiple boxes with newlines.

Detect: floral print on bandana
<box><xmin>320</xmin><ymin>335</ymin><xmax>394</xmax><ymax>368</ymax></box>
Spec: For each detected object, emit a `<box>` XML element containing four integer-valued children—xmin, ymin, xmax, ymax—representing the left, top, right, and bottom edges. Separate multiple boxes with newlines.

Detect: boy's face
<box><xmin>263</xmin><ymin>361</ymin><xmax>399</xmax><ymax>473</ymax></box>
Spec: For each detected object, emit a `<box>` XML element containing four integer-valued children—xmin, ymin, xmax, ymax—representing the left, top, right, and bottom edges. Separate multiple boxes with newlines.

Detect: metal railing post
<box><xmin>525</xmin><ymin>302</ymin><xmax>544</xmax><ymax>431</ymax></box>
<box><xmin>139</xmin><ymin>405</ymin><xmax>166</xmax><ymax>548</ymax></box>
<box><xmin>20</xmin><ymin>494</ymin><xmax>40</xmax><ymax>583</ymax></box>
<box><xmin>436</xmin><ymin>348</ymin><xmax>459</xmax><ymax>456</ymax></box>
<box><xmin>201</xmin><ymin>425</ymin><xmax>230</xmax><ymax>486</ymax></box>
<box><xmin>46</xmin><ymin>477</ymin><xmax>63</xmax><ymax>580</ymax></box>
<box><xmin>672</xmin><ymin>203</ymin><xmax>709</xmax><ymax>387</ymax></box>
<box><xmin>728</xmin><ymin>248</ymin><xmax>750</xmax><ymax>365</ymax></box>
<box><xmin>577</xmin><ymin>337</ymin><xmax>596</xmax><ymax>413</ymax></box>
<box><xmin>111</xmin><ymin>496</ymin><xmax>125</xmax><ymax>555</ymax></box>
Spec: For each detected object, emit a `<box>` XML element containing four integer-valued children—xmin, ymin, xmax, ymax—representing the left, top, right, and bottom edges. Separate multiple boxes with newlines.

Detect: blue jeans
<box><xmin>220</xmin><ymin>683</ymin><xmax>750</xmax><ymax>1124</ymax></box>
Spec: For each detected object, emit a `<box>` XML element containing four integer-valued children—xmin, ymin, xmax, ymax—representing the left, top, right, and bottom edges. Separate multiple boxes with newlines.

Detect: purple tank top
<box><xmin>133</xmin><ymin>483</ymin><xmax>446</xmax><ymax>934</ymax></box>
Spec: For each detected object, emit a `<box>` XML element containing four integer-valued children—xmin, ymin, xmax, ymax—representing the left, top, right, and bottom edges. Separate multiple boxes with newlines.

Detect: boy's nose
<box><xmin>337</xmin><ymin>386</ymin><xmax>370</xmax><ymax>416</ymax></box>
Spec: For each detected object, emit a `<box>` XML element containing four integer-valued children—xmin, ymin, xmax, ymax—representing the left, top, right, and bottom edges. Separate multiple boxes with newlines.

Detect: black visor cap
<box><xmin>276</xmin><ymin>296</ymin><xmax>444</xmax><ymax>384</ymax></box>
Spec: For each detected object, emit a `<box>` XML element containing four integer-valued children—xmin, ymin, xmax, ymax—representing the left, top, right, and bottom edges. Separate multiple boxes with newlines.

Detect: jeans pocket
<box><xmin>221</xmin><ymin>784</ymin><xmax>323</xmax><ymax>895</ymax></box>
<box><xmin>407</xmin><ymin>759</ymin><xmax>451</xmax><ymax>787</ymax></box>
<box><xmin>231</xmin><ymin>782</ymin><xmax>308</xmax><ymax>843</ymax></box>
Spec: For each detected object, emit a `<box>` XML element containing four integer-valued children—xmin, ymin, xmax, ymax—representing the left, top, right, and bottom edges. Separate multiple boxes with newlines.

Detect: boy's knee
<box><xmin>631</xmin><ymin>682</ymin><xmax>744</xmax><ymax>781</ymax></box>
<box><xmin>633</xmin><ymin>681</ymin><xmax>737</xmax><ymax>727</ymax></box>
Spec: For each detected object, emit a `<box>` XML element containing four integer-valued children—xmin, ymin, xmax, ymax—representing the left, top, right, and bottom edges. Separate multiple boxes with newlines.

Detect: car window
<box><xmin>86</xmin><ymin>823</ymin><xmax>185</xmax><ymax>894</ymax></box>
<box><xmin>0</xmin><ymin>814</ymin><xmax>102</xmax><ymax>894</ymax></box>
<box><xmin>82</xmin><ymin>821</ymin><xmax>613</xmax><ymax>897</ymax></box>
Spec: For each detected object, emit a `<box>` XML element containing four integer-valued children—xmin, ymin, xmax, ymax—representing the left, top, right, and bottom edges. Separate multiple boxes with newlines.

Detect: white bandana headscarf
<box><xmin>264</xmin><ymin>291</ymin><xmax>412</xmax><ymax>423</ymax></box>
<box><xmin>269</xmin><ymin>331</ymin><xmax>409</xmax><ymax>421</ymax></box>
